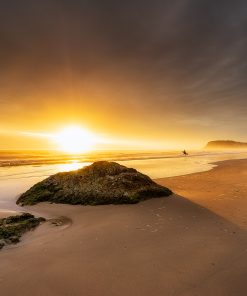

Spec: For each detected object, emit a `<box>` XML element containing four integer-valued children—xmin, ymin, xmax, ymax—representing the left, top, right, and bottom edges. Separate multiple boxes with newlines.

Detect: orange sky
<box><xmin>1</xmin><ymin>1</ymin><xmax>246</xmax><ymax>151</ymax></box>
<box><xmin>0</xmin><ymin>83</ymin><xmax>244</xmax><ymax>151</ymax></box>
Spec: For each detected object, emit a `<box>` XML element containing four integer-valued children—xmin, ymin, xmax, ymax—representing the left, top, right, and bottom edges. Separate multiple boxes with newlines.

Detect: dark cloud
<box><xmin>0</xmin><ymin>0</ymin><xmax>247</xmax><ymax>140</ymax></box>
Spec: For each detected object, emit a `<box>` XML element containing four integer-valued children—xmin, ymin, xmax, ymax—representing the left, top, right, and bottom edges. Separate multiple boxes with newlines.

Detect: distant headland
<box><xmin>205</xmin><ymin>140</ymin><xmax>247</xmax><ymax>149</ymax></box>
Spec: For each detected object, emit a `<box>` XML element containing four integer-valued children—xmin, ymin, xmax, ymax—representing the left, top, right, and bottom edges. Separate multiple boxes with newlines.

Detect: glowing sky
<box><xmin>0</xmin><ymin>0</ymin><xmax>247</xmax><ymax>150</ymax></box>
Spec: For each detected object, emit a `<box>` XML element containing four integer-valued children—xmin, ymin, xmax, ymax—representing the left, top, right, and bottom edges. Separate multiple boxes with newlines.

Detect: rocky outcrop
<box><xmin>205</xmin><ymin>140</ymin><xmax>247</xmax><ymax>149</ymax></box>
<box><xmin>17</xmin><ymin>161</ymin><xmax>172</xmax><ymax>206</ymax></box>
<box><xmin>0</xmin><ymin>213</ymin><xmax>45</xmax><ymax>249</ymax></box>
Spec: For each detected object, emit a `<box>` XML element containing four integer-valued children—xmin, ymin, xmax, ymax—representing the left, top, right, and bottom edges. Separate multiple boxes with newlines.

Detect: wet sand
<box><xmin>159</xmin><ymin>158</ymin><xmax>247</xmax><ymax>229</ymax></box>
<box><xmin>0</xmin><ymin>159</ymin><xmax>247</xmax><ymax>295</ymax></box>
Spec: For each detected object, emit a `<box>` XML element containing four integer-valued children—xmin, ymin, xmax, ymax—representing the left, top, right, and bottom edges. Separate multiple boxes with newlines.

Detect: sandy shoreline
<box><xmin>158</xmin><ymin>158</ymin><xmax>247</xmax><ymax>229</ymax></box>
<box><xmin>0</xmin><ymin>159</ymin><xmax>247</xmax><ymax>295</ymax></box>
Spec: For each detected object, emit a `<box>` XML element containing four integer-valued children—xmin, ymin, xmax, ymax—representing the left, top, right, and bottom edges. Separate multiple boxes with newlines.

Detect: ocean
<box><xmin>0</xmin><ymin>149</ymin><xmax>247</xmax><ymax>212</ymax></box>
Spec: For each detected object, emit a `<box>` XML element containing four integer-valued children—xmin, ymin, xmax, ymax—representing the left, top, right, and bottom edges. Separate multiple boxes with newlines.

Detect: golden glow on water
<box><xmin>58</xmin><ymin>161</ymin><xmax>88</xmax><ymax>172</ymax></box>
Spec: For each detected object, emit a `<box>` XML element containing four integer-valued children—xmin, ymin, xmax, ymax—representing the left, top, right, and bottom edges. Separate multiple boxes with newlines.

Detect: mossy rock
<box><xmin>17</xmin><ymin>161</ymin><xmax>172</xmax><ymax>206</ymax></box>
<box><xmin>0</xmin><ymin>213</ymin><xmax>45</xmax><ymax>249</ymax></box>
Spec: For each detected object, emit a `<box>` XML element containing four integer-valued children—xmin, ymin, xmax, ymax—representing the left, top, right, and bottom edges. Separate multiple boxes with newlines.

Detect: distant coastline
<box><xmin>205</xmin><ymin>140</ymin><xmax>247</xmax><ymax>149</ymax></box>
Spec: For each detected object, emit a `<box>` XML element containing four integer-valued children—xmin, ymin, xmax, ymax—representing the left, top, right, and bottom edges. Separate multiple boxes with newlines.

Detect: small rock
<box><xmin>9</xmin><ymin>236</ymin><xmax>20</xmax><ymax>244</ymax></box>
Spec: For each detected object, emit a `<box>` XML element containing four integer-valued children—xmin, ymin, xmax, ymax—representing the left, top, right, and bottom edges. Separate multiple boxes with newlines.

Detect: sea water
<box><xmin>0</xmin><ymin>150</ymin><xmax>246</xmax><ymax>211</ymax></box>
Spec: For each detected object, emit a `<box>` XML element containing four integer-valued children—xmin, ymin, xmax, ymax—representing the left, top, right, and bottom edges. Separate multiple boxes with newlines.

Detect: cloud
<box><xmin>0</xmin><ymin>0</ymin><xmax>246</xmax><ymax>142</ymax></box>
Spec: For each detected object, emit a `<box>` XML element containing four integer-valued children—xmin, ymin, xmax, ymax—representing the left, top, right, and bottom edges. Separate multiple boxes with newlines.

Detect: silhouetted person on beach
<box><xmin>183</xmin><ymin>150</ymin><xmax>188</xmax><ymax>156</ymax></box>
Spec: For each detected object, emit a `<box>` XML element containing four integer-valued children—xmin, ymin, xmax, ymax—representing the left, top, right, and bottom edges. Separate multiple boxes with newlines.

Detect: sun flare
<box><xmin>54</xmin><ymin>126</ymin><xmax>97</xmax><ymax>154</ymax></box>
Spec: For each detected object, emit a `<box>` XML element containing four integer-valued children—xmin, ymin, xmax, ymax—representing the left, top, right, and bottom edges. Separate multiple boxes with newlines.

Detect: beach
<box><xmin>0</xmin><ymin>159</ymin><xmax>247</xmax><ymax>295</ymax></box>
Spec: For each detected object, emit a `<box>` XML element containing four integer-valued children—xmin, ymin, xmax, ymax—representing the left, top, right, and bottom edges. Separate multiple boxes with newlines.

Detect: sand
<box><xmin>0</xmin><ymin>159</ymin><xmax>247</xmax><ymax>296</ymax></box>
<box><xmin>159</xmin><ymin>159</ymin><xmax>247</xmax><ymax>229</ymax></box>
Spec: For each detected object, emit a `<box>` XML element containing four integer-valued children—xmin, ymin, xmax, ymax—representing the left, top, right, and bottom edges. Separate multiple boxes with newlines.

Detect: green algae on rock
<box><xmin>17</xmin><ymin>161</ymin><xmax>172</xmax><ymax>206</ymax></box>
<box><xmin>0</xmin><ymin>213</ymin><xmax>45</xmax><ymax>249</ymax></box>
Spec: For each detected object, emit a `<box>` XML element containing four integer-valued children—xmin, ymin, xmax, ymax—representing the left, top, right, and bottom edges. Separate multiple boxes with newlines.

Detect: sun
<box><xmin>54</xmin><ymin>126</ymin><xmax>97</xmax><ymax>154</ymax></box>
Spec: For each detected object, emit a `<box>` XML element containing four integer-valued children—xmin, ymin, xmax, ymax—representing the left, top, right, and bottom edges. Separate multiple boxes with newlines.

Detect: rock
<box><xmin>0</xmin><ymin>213</ymin><xmax>46</xmax><ymax>249</ymax></box>
<box><xmin>8</xmin><ymin>236</ymin><xmax>20</xmax><ymax>244</ymax></box>
<box><xmin>17</xmin><ymin>161</ymin><xmax>172</xmax><ymax>206</ymax></box>
<box><xmin>5</xmin><ymin>213</ymin><xmax>34</xmax><ymax>224</ymax></box>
